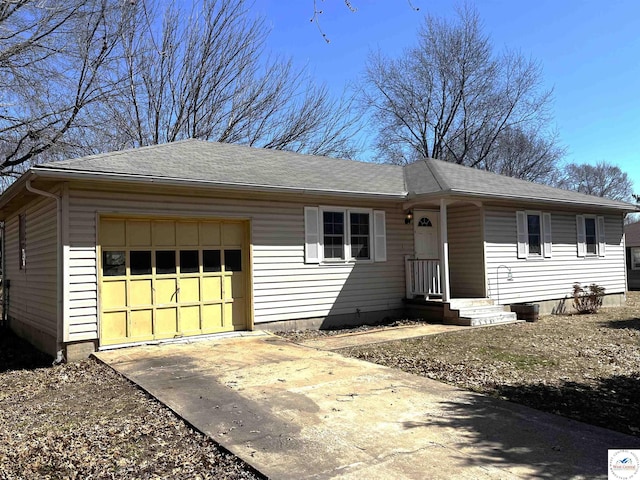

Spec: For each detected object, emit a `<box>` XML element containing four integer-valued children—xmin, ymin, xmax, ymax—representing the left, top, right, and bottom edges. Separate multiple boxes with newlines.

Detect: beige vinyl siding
<box><xmin>4</xmin><ymin>196</ymin><xmax>58</xmax><ymax>338</ymax></box>
<box><xmin>66</xmin><ymin>185</ymin><xmax>411</xmax><ymax>341</ymax></box>
<box><xmin>484</xmin><ymin>207</ymin><xmax>626</xmax><ymax>304</ymax></box>
<box><xmin>447</xmin><ymin>204</ymin><xmax>485</xmax><ymax>298</ymax></box>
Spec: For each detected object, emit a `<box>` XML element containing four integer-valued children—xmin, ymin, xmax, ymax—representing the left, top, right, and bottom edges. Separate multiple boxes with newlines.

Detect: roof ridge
<box><xmin>209</xmin><ymin>141</ymin><xmax>404</xmax><ymax>169</ymax></box>
<box><xmin>422</xmin><ymin>158</ymin><xmax>449</xmax><ymax>192</ymax></box>
<box><xmin>37</xmin><ymin>138</ymin><xmax>201</xmax><ymax>168</ymax></box>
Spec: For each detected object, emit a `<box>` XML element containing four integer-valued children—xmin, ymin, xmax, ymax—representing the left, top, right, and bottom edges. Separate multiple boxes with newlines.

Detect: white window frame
<box><xmin>18</xmin><ymin>213</ymin><xmax>26</xmax><ymax>270</ymax></box>
<box><xmin>320</xmin><ymin>207</ymin><xmax>374</xmax><ymax>263</ymax></box>
<box><xmin>631</xmin><ymin>247</ymin><xmax>640</xmax><ymax>270</ymax></box>
<box><xmin>304</xmin><ymin>206</ymin><xmax>386</xmax><ymax>264</ymax></box>
<box><xmin>577</xmin><ymin>214</ymin><xmax>605</xmax><ymax>258</ymax></box>
<box><xmin>516</xmin><ymin>210</ymin><xmax>551</xmax><ymax>259</ymax></box>
<box><xmin>321</xmin><ymin>207</ymin><xmax>349</xmax><ymax>262</ymax></box>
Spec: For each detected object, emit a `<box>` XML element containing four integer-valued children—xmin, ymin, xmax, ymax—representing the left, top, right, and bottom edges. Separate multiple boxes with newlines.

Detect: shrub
<box><xmin>572</xmin><ymin>283</ymin><xmax>605</xmax><ymax>314</ymax></box>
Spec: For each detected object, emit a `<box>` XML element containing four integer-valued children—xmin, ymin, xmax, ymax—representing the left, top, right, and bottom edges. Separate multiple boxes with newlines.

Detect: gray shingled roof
<box><xmin>625</xmin><ymin>221</ymin><xmax>640</xmax><ymax>247</ymax></box>
<box><xmin>405</xmin><ymin>158</ymin><xmax>636</xmax><ymax>209</ymax></box>
<box><xmin>35</xmin><ymin>140</ymin><xmax>405</xmax><ymax>196</ymax></box>
<box><xmin>33</xmin><ymin>139</ymin><xmax>636</xmax><ymax>210</ymax></box>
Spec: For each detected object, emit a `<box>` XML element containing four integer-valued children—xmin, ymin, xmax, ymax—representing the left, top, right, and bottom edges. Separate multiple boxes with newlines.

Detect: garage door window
<box><xmin>180</xmin><ymin>250</ymin><xmax>199</xmax><ymax>273</ymax></box>
<box><xmin>203</xmin><ymin>249</ymin><xmax>221</xmax><ymax>272</ymax></box>
<box><xmin>225</xmin><ymin>249</ymin><xmax>242</xmax><ymax>271</ymax></box>
<box><xmin>103</xmin><ymin>251</ymin><xmax>125</xmax><ymax>276</ymax></box>
<box><xmin>130</xmin><ymin>251</ymin><xmax>152</xmax><ymax>275</ymax></box>
<box><xmin>156</xmin><ymin>250</ymin><xmax>176</xmax><ymax>274</ymax></box>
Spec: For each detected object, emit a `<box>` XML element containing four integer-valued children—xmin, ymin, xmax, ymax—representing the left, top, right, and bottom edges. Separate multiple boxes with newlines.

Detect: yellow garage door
<box><xmin>99</xmin><ymin>217</ymin><xmax>249</xmax><ymax>346</ymax></box>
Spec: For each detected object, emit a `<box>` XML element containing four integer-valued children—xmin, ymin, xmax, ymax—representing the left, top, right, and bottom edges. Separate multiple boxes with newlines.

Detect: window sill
<box><xmin>320</xmin><ymin>258</ymin><xmax>373</xmax><ymax>265</ymax></box>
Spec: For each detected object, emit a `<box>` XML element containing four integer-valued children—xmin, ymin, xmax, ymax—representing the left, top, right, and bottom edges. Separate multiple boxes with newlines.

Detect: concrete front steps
<box><xmin>444</xmin><ymin>298</ymin><xmax>520</xmax><ymax>326</ymax></box>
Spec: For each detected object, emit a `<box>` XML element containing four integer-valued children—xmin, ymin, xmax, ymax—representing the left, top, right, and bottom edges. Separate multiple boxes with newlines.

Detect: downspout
<box><xmin>25</xmin><ymin>179</ymin><xmax>64</xmax><ymax>364</ymax></box>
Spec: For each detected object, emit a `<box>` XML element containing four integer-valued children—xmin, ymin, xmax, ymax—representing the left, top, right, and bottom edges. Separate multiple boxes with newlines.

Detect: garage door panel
<box><xmin>128</xmin><ymin>220</ymin><xmax>151</xmax><ymax>246</ymax></box>
<box><xmin>102</xmin><ymin>281</ymin><xmax>126</xmax><ymax>309</ymax></box>
<box><xmin>202</xmin><ymin>304</ymin><xmax>223</xmax><ymax>332</ymax></box>
<box><xmin>180</xmin><ymin>277</ymin><xmax>200</xmax><ymax>303</ymax></box>
<box><xmin>101</xmin><ymin>220</ymin><xmax>126</xmax><ymax>247</ymax></box>
<box><xmin>153</xmin><ymin>221</ymin><xmax>176</xmax><ymax>246</ymax></box>
<box><xmin>130</xmin><ymin>280</ymin><xmax>152</xmax><ymax>306</ymax></box>
<box><xmin>230</xmin><ymin>273</ymin><xmax>245</xmax><ymax>299</ymax></box>
<box><xmin>156</xmin><ymin>307</ymin><xmax>178</xmax><ymax>337</ymax></box>
<box><xmin>180</xmin><ymin>305</ymin><xmax>201</xmax><ymax>333</ymax></box>
<box><xmin>156</xmin><ymin>278</ymin><xmax>178</xmax><ymax>304</ymax></box>
<box><xmin>224</xmin><ymin>273</ymin><xmax>245</xmax><ymax>300</ymax></box>
<box><xmin>223</xmin><ymin>223</ymin><xmax>243</xmax><ymax>246</ymax></box>
<box><xmin>177</xmin><ymin>222</ymin><xmax>199</xmax><ymax>246</ymax></box>
<box><xmin>102</xmin><ymin>311</ymin><xmax>127</xmax><ymax>344</ymax></box>
<box><xmin>231</xmin><ymin>302</ymin><xmax>246</xmax><ymax>328</ymax></box>
<box><xmin>200</xmin><ymin>222</ymin><xmax>221</xmax><ymax>246</ymax></box>
<box><xmin>202</xmin><ymin>276</ymin><xmax>222</xmax><ymax>301</ymax></box>
<box><xmin>130</xmin><ymin>309</ymin><xmax>153</xmax><ymax>338</ymax></box>
<box><xmin>100</xmin><ymin>217</ymin><xmax>248</xmax><ymax>346</ymax></box>
<box><xmin>223</xmin><ymin>303</ymin><xmax>233</xmax><ymax>328</ymax></box>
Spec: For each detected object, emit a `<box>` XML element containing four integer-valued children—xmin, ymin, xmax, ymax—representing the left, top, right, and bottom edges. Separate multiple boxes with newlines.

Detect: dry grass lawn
<box><xmin>340</xmin><ymin>292</ymin><xmax>640</xmax><ymax>437</ymax></box>
<box><xmin>0</xmin><ymin>332</ymin><xmax>260</xmax><ymax>479</ymax></box>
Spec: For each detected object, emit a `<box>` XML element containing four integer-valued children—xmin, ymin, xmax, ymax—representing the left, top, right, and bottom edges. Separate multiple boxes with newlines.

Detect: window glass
<box><xmin>632</xmin><ymin>247</ymin><xmax>640</xmax><ymax>270</ymax></box>
<box><xmin>418</xmin><ymin>217</ymin><xmax>432</xmax><ymax>227</ymax></box>
<box><xmin>130</xmin><ymin>251</ymin><xmax>152</xmax><ymax>275</ymax></box>
<box><xmin>350</xmin><ymin>212</ymin><xmax>370</xmax><ymax>259</ymax></box>
<box><xmin>527</xmin><ymin>214</ymin><xmax>541</xmax><ymax>255</ymax></box>
<box><xmin>585</xmin><ymin>218</ymin><xmax>597</xmax><ymax>254</ymax></box>
<box><xmin>156</xmin><ymin>250</ymin><xmax>176</xmax><ymax>274</ymax></box>
<box><xmin>224</xmin><ymin>249</ymin><xmax>242</xmax><ymax>272</ymax></box>
<box><xmin>203</xmin><ymin>250</ymin><xmax>222</xmax><ymax>272</ymax></box>
<box><xmin>103</xmin><ymin>251</ymin><xmax>125</xmax><ymax>276</ymax></box>
<box><xmin>180</xmin><ymin>250</ymin><xmax>199</xmax><ymax>273</ymax></box>
<box><xmin>323</xmin><ymin>211</ymin><xmax>344</xmax><ymax>259</ymax></box>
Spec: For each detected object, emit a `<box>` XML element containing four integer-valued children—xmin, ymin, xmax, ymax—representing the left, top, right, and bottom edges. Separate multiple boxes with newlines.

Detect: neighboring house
<box><xmin>0</xmin><ymin>140</ymin><xmax>636</xmax><ymax>360</ymax></box>
<box><xmin>625</xmin><ymin>221</ymin><xmax>640</xmax><ymax>290</ymax></box>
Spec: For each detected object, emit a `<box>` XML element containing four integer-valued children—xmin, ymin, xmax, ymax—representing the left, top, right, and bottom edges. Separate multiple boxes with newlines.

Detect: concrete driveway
<box><xmin>95</xmin><ymin>334</ymin><xmax>639</xmax><ymax>479</ymax></box>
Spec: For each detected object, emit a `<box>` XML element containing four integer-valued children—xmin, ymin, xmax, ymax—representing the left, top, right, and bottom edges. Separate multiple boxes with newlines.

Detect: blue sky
<box><xmin>255</xmin><ymin>0</ymin><xmax>640</xmax><ymax>193</ymax></box>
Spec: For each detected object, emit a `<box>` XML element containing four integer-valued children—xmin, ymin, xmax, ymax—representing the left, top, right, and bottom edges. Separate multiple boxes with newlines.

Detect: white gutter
<box><xmin>30</xmin><ymin>167</ymin><xmax>408</xmax><ymax>201</ymax></box>
<box><xmin>25</xmin><ymin>179</ymin><xmax>64</xmax><ymax>364</ymax></box>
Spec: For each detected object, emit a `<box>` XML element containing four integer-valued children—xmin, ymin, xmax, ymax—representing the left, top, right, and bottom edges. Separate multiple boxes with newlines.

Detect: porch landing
<box><xmin>404</xmin><ymin>297</ymin><xmax>520</xmax><ymax>327</ymax></box>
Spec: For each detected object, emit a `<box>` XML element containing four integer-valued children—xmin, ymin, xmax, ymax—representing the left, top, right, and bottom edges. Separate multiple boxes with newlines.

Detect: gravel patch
<box><xmin>275</xmin><ymin>318</ymin><xmax>430</xmax><ymax>342</ymax></box>
<box><xmin>0</xmin><ymin>331</ymin><xmax>261</xmax><ymax>479</ymax></box>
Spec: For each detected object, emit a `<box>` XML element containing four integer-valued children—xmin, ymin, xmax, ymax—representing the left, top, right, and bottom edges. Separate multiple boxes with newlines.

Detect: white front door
<box><xmin>414</xmin><ymin>210</ymin><xmax>439</xmax><ymax>259</ymax></box>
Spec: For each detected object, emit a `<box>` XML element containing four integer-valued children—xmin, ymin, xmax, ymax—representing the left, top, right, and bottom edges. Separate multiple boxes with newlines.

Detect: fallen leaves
<box><xmin>337</xmin><ymin>292</ymin><xmax>640</xmax><ymax>437</ymax></box>
<box><xmin>0</xmin><ymin>332</ymin><xmax>260</xmax><ymax>479</ymax></box>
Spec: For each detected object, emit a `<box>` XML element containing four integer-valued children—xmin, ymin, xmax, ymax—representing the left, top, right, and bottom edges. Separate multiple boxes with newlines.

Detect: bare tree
<box><xmin>556</xmin><ymin>161</ymin><xmax>634</xmax><ymax>202</ymax></box>
<box><xmin>358</xmin><ymin>4</ymin><xmax>561</xmax><ymax>176</ymax></box>
<box><xmin>482</xmin><ymin>126</ymin><xmax>565</xmax><ymax>183</ymax></box>
<box><xmin>310</xmin><ymin>0</ymin><xmax>421</xmax><ymax>43</ymax></box>
<box><xmin>95</xmin><ymin>0</ymin><xmax>359</xmax><ymax>158</ymax></box>
<box><xmin>0</xmin><ymin>0</ymin><xmax>132</xmax><ymax>179</ymax></box>
<box><xmin>0</xmin><ymin>0</ymin><xmax>359</xmax><ymax>188</ymax></box>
